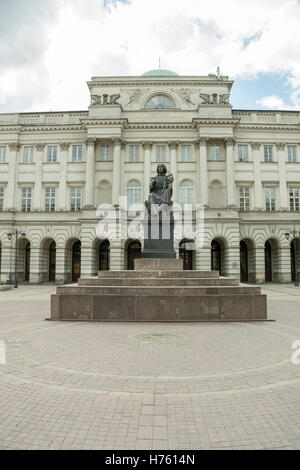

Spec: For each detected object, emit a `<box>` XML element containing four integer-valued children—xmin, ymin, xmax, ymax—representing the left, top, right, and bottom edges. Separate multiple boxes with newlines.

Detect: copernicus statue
<box><xmin>145</xmin><ymin>164</ymin><xmax>174</xmax><ymax>214</ymax></box>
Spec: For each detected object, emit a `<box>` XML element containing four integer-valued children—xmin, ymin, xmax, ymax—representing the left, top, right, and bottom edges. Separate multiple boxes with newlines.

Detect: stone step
<box><xmin>56</xmin><ymin>285</ymin><xmax>261</xmax><ymax>296</ymax></box>
<box><xmin>79</xmin><ymin>277</ymin><xmax>239</xmax><ymax>287</ymax></box>
<box><xmin>97</xmin><ymin>270</ymin><xmax>220</xmax><ymax>279</ymax></box>
<box><xmin>81</xmin><ymin>276</ymin><xmax>239</xmax><ymax>287</ymax></box>
<box><xmin>51</xmin><ymin>293</ymin><xmax>267</xmax><ymax>321</ymax></box>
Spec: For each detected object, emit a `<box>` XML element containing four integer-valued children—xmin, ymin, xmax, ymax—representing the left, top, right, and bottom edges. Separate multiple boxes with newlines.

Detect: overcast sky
<box><xmin>0</xmin><ymin>0</ymin><xmax>300</xmax><ymax>113</ymax></box>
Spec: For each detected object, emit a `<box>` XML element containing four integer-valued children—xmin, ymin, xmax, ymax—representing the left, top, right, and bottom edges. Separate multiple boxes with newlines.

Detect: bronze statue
<box><xmin>145</xmin><ymin>164</ymin><xmax>173</xmax><ymax>214</ymax></box>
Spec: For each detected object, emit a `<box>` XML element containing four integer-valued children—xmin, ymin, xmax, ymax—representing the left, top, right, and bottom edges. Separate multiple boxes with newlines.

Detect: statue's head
<box><xmin>156</xmin><ymin>163</ymin><xmax>167</xmax><ymax>175</ymax></box>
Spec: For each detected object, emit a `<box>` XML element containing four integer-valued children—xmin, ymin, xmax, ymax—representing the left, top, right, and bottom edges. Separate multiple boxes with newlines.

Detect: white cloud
<box><xmin>257</xmin><ymin>95</ymin><xmax>300</xmax><ymax>111</ymax></box>
<box><xmin>1</xmin><ymin>0</ymin><xmax>300</xmax><ymax>111</ymax></box>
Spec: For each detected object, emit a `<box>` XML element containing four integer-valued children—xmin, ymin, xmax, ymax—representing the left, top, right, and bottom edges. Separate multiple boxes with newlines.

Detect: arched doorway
<box><xmin>211</xmin><ymin>240</ymin><xmax>221</xmax><ymax>274</ymax></box>
<box><xmin>179</xmin><ymin>241</ymin><xmax>194</xmax><ymax>270</ymax></box>
<box><xmin>72</xmin><ymin>241</ymin><xmax>81</xmax><ymax>282</ymax></box>
<box><xmin>25</xmin><ymin>242</ymin><xmax>30</xmax><ymax>281</ymax></box>
<box><xmin>240</xmin><ymin>241</ymin><xmax>248</xmax><ymax>282</ymax></box>
<box><xmin>49</xmin><ymin>241</ymin><xmax>56</xmax><ymax>281</ymax></box>
<box><xmin>265</xmin><ymin>240</ymin><xmax>272</xmax><ymax>282</ymax></box>
<box><xmin>99</xmin><ymin>240</ymin><xmax>110</xmax><ymax>271</ymax></box>
<box><xmin>127</xmin><ymin>241</ymin><xmax>141</xmax><ymax>270</ymax></box>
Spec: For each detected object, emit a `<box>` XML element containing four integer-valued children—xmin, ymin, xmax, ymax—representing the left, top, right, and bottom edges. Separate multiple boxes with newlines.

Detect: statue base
<box><xmin>141</xmin><ymin>209</ymin><xmax>176</xmax><ymax>259</ymax></box>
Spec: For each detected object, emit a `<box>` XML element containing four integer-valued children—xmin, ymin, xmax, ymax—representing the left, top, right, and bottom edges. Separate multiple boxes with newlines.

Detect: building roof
<box><xmin>142</xmin><ymin>69</ymin><xmax>179</xmax><ymax>76</ymax></box>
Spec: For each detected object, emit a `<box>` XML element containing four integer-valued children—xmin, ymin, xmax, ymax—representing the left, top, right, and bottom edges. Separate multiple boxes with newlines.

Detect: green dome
<box><xmin>142</xmin><ymin>69</ymin><xmax>179</xmax><ymax>76</ymax></box>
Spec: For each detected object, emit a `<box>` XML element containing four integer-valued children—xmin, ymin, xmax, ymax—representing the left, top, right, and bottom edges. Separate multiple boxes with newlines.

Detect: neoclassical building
<box><xmin>0</xmin><ymin>69</ymin><xmax>300</xmax><ymax>284</ymax></box>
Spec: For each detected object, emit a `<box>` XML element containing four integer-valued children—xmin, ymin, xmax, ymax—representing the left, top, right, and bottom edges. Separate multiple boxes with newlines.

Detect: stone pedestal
<box><xmin>142</xmin><ymin>209</ymin><xmax>176</xmax><ymax>258</ymax></box>
<box><xmin>51</xmin><ymin>267</ymin><xmax>268</xmax><ymax>322</ymax></box>
<box><xmin>135</xmin><ymin>258</ymin><xmax>183</xmax><ymax>271</ymax></box>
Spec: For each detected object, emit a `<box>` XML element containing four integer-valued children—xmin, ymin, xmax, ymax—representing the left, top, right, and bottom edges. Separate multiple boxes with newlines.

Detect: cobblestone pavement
<box><xmin>0</xmin><ymin>284</ymin><xmax>300</xmax><ymax>450</ymax></box>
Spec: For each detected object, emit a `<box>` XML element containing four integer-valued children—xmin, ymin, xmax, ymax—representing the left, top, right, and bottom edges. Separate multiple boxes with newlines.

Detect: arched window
<box><xmin>127</xmin><ymin>180</ymin><xmax>141</xmax><ymax>209</ymax></box>
<box><xmin>144</xmin><ymin>95</ymin><xmax>176</xmax><ymax>109</ymax></box>
<box><xmin>179</xmin><ymin>180</ymin><xmax>195</xmax><ymax>209</ymax></box>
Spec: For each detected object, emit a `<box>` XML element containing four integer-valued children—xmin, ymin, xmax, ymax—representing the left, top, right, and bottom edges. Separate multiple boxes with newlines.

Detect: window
<box><xmin>179</xmin><ymin>180</ymin><xmax>195</xmax><ymax>209</ymax></box>
<box><xmin>144</xmin><ymin>95</ymin><xmax>176</xmax><ymax>109</ymax></box>
<box><xmin>264</xmin><ymin>146</ymin><xmax>273</xmax><ymax>162</ymax></box>
<box><xmin>238</xmin><ymin>145</ymin><xmax>248</xmax><ymax>162</ymax></box>
<box><xmin>45</xmin><ymin>188</ymin><xmax>56</xmax><ymax>212</ymax></box>
<box><xmin>22</xmin><ymin>188</ymin><xmax>32</xmax><ymax>212</ymax></box>
<box><xmin>0</xmin><ymin>146</ymin><xmax>6</xmax><ymax>163</ymax></box>
<box><xmin>127</xmin><ymin>180</ymin><xmax>141</xmax><ymax>209</ymax></box>
<box><xmin>72</xmin><ymin>145</ymin><xmax>82</xmax><ymax>162</ymax></box>
<box><xmin>265</xmin><ymin>187</ymin><xmax>276</xmax><ymax>211</ymax></box>
<box><xmin>181</xmin><ymin>145</ymin><xmax>191</xmax><ymax>162</ymax></box>
<box><xmin>289</xmin><ymin>187</ymin><xmax>300</xmax><ymax>211</ymax></box>
<box><xmin>156</xmin><ymin>145</ymin><xmax>166</xmax><ymax>163</ymax></box>
<box><xmin>71</xmin><ymin>187</ymin><xmax>82</xmax><ymax>211</ymax></box>
<box><xmin>129</xmin><ymin>145</ymin><xmax>139</xmax><ymax>162</ymax></box>
<box><xmin>288</xmin><ymin>146</ymin><xmax>297</xmax><ymax>163</ymax></box>
<box><xmin>100</xmin><ymin>145</ymin><xmax>111</xmax><ymax>161</ymax></box>
<box><xmin>23</xmin><ymin>147</ymin><xmax>34</xmax><ymax>164</ymax></box>
<box><xmin>47</xmin><ymin>146</ymin><xmax>57</xmax><ymax>163</ymax></box>
<box><xmin>0</xmin><ymin>188</ymin><xmax>4</xmax><ymax>211</ymax></box>
<box><xmin>209</xmin><ymin>145</ymin><xmax>220</xmax><ymax>161</ymax></box>
<box><xmin>239</xmin><ymin>187</ymin><xmax>250</xmax><ymax>211</ymax></box>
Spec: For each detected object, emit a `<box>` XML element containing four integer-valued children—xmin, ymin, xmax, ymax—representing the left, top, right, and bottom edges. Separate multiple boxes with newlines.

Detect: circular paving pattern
<box><xmin>0</xmin><ymin>286</ymin><xmax>300</xmax><ymax>450</ymax></box>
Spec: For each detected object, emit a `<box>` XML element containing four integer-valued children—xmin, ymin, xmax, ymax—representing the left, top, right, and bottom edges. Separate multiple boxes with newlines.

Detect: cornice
<box><xmin>193</xmin><ymin>118</ymin><xmax>240</xmax><ymax>127</ymax></box>
<box><xmin>236</xmin><ymin>123</ymin><xmax>300</xmax><ymax>131</ymax></box>
<box><xmin>88</xmin><ymin>80</ymin><xmax>233</xmax><ymax>89</ymax></box>
<box><xmin>82</xmin><ymin>119</ymin><xmax>128</xmax><ymax>128</ymax></box>
<box><xmin>126</xmin><ymin>122</ymin><xmax>194</xmax><ymax>130</ymax></box>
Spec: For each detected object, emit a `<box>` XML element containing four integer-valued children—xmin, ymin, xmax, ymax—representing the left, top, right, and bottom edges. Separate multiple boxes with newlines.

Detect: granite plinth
<box><xmin>51</xmin><ymin>262</ymin><xmax>268</xmax><ymax>322</ymax></box>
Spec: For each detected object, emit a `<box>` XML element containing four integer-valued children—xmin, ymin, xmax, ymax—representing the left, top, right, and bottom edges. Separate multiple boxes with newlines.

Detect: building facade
<box><xmin>0</xmin><ymin>69</ymin><xmax>300</xmax><ymax>284</ymax></box>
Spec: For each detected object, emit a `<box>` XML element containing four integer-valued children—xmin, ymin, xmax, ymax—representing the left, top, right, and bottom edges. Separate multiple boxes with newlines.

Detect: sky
<box><xmin>0</xmin><ymin>0</ymin><xmax>300</xmax><ymax>113</ymax></box>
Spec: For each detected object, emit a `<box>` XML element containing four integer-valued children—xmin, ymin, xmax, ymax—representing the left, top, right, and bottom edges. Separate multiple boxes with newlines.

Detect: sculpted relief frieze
<box><xmin>199</xmin><ymin>93</ymin><xmax>230</xmax><ymax>105</ymax></box>
<box><xmin>90</xmin><ymin>94</ymin><xmax>121</xmax><ymax>106</ymax></box>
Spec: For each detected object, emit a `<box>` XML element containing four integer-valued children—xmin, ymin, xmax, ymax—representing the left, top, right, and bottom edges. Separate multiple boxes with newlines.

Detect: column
<box><xmin>58</xmin><ymin>143</ymin><xmax>70</xmax><ymax>211</ymax></box>
<box><xmin>112</xmin><ymin>138</ymin><xmax>122</xmax><ymax>207</ymax></box>
<box><xmin>33</xmin><ymin>144</ymin><xmax>45</xmax><ymax>210</ymax></box>
<box><xmin>197</xmin><ymin>137</ymin><xmax>209</xmax><ymax>206</ymax></box>
<box><xmin>251</xmin><ymin>142</ymin><xmax>263</xmax><ymax>210</ymax></box>
<box><xmin>225</xmin><ymin>138</ymin><xmax>235</xmax><ymax>207</ymax></box>
<box><xmin>85</xmin><ymin>138</ymin><xmax>96</xmax><ymax>208</ymax></box>
<box><xmin>55</xmin><ymin>245</ymin><xmax>68</xmax><ymax>284</ymax></box>
<box><xmin>223</xmin><ymin>245</ymin><xmax>240</xmax><ymax>278</ymax></box>
<box><xmin>29</xmin><ymin>245</ymin><xmax>43</xmax><ymax>284</ymax></box>
<box><xmin>0</xmin><ymin>243</ymin><xmax>14</xmax><ymax>283</ymax></box>
<box><xmin>142</xmin><ymin>141</ymin><xmax>153</xmax><ymax>201</ymax></box>
<box><xmin>168</xmin><ymin>141</ymin><xmax>179</xmax><ymax>203</ymax></box>
<box><xmin>254</xmin><ymin>246</ymin><xmax>265</xmax><ymax>283</ymax></box>
<box><xmin>276</xmin><ymin>245</ymin><xmax>291</xmax><ymax>283</ymax></box>
<box><xmin>276</xmin><ymin>142</ymin><xmax>288</xmax><ymax>210</ymax></box>
<box><xmin>4</xmin><ymin>143</ymin><xmax>20</xmax><ymax>211</ymax></box>
<box><xmin>195</xmin><ymin>245</ymin><xmax>211</xmax><ymax>271</ymax></box>
<box><xmin>110</xmin><ymin>240</ymin><xmax>124</xmax><ymax>270</ymax></box>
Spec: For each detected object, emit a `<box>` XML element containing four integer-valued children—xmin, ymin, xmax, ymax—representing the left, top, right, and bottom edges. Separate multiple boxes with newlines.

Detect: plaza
<box><xmin>0</xmin><ymin>284</ymin><xmax>299</xmax><ymax>450</ymax></box>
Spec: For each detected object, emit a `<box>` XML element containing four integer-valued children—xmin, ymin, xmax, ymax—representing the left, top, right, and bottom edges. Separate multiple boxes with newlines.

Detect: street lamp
<box><xmin>6</xmin><ymin>229</ymin><xmax>26</xmax><ymax>288</ymax></box>
<box><xmin>285</xmin><ymin>228</ymin><xmax>300</xmax><ymax>287</ymax></box>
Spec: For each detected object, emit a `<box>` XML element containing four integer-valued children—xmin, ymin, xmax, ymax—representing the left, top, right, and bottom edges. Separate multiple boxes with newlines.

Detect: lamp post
<box><xmin>285</xmin><ymin>228</ymin><xmax>300</xmax><ymax>287</ymax></box>
<box><xmin>6</xmin><ymin>229</ymin><xmax>26</xmax><ymax>288</ymax></box>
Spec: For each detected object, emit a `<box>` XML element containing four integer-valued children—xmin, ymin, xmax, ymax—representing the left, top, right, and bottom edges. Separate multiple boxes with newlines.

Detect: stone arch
<box><xmin>125</xmin><ymin>239</ymin><xmax>142</xmax><ymax>270</ymax></box>
<box><xmin>142</xmin><ymin>91</ymin><xmax>178</xmax><ymax>109</ymax></box>
<box><xmin>179</xmin><ymin>239</ymin><xmax>195</xmax><ymax>270</ymax></box>
<box><xmin>65</xmin><ymin>237</ymin><xmax>81</xmax><ymax>283</ymax></box>
<box><xmin>211</xmin><ymin>236</ymin><xmax>228</xmax><ymax>276</ymax></box>
<box><xmin>240</xmin><ymin>238</ymin><xmax>256</xmax><ymax>283</ymax></box>
<box><xmin>265</xmin><ymin>238</ymin><xmax>280</xmax><ymax>282</ymax></box>
<box><xmin>39</xmin><ymin>238</ymin><xmax>56</xmax><ymax>282</ymax></box>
